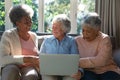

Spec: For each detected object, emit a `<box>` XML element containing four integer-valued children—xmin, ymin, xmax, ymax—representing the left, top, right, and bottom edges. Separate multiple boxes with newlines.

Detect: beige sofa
<box><xmin>0</xmin><ymin>33</ymin><xmax>118</xmax><ymax>80</ymax></box>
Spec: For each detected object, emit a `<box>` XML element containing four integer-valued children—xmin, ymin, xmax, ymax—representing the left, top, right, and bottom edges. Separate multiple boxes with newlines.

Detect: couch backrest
<box><xmin>0</xmin><ymin>31</ymin><xmax>117</xmax><ymax>50</ymax></box>
<box><xmin>37</xmin><ymin>34</ymin><xmax>116</xmax><ymax>50</ymax></box>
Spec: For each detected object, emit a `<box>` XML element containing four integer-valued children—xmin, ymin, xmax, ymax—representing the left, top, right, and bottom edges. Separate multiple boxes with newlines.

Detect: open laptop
<box><xmin>39</xmin><ymin>54</ymin><xmax>79</xmax><ymax>76</ymax></box>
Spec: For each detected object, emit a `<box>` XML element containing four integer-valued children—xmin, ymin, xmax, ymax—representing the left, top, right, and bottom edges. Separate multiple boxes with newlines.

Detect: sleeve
<box><xmin>0</xmin><ymin>31</ymin><xmax>23</xmax><ymax>67</ymax></box>
<box><xmin>30</xmin><ymin>32</ymin><xmax>39</xmax><ymax>53</ymax></box>
<box><xmin>34</xmin><ymin>33</ymin><xmax>38</xmax><ymax>50</ymax></box>
<box><xmin>70</xmin><ymin>38</ymin><xmax>79</xmax><ymax>54</ymax></box>
<box><xmin>79</xmin><ymin>36</ymin><xmax>112</xmax><ymax>68</ymax></box>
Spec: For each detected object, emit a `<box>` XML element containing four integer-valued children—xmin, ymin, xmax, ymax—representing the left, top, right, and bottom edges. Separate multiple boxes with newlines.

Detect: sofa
<box><xmin>0</xmin><ymin>33</ymin><xmax>119</xmax><ymax>80</ymax></box>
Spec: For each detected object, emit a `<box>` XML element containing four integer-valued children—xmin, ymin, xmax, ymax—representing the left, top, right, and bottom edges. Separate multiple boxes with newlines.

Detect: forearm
<box><xmin>0</xmin><ymin>55</ymin><xmax>24</xmax><ymax>67</ymax></box>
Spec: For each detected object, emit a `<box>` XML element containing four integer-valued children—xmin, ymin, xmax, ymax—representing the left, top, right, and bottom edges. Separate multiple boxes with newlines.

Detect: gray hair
<box><xmin>82</xmin><ymin>12</ymin><xmax>101</xmax><ymax>28</ymax></box>
<box><xmin>9</xmin><ymin>4</ymin><xmax>34</xmax><ymax>26</ymax></box>
<box><xmin>52</xmin><ymin>14</ymin><xmax>71</xmax><ymax>34</ymax></box>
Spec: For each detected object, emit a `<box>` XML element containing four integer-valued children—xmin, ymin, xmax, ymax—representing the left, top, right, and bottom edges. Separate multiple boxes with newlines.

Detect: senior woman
<box><xmin>0</xmin><ymin>4</ymin><xmax>40</xmax><ymax>80</ymax></box>
<box><xmin>75</xmin><ymin>12</ymin><xmax>120</xmax><ymax>80</ymax></box>
<box><xmin>40</xmin><ymin>14</ymin><xmax>81</xmax><ymax>80</ymax></box>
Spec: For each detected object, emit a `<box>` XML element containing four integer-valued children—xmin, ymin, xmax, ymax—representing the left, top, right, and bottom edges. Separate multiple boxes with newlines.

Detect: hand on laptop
<box><xmin>71</xmin><ymin>71</ymin><xmax>82</xmax><ymax>80</ymax></box>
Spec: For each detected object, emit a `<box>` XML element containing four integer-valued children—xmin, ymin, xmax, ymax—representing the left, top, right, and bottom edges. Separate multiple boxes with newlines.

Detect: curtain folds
<box><xmin>95</xmin><ymin>0</ymin><xmax>120</xmax><ymax>48</ymax></box>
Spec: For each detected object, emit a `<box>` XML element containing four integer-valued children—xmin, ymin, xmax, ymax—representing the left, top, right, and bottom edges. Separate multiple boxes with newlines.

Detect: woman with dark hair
<box><xmin>0</xmin><ymin>4</ymin><xmax>40</xmax><ymax>80</ymax></box>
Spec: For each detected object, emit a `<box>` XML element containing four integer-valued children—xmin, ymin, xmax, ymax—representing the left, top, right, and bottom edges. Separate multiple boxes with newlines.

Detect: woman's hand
<box><xmin>71</xmin><ymin>71</ymin><xmax>82</xmax><ymax>80</ymax></box>
<box><xmin>21</xmin><ymin>56</ymin><xmax>39</xmax><ymax>69</ymax></box>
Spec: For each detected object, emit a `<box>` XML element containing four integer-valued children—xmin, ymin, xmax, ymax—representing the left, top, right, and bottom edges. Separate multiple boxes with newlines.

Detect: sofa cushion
<box><xmin>38</xmin><ymin>35</ymin><xmax>52</xmax><ymax>49</ymax></box>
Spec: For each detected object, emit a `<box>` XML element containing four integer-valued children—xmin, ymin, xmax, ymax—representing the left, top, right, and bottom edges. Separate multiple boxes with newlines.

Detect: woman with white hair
<box><xmin>40</xmin><ymin>14</ymin><xmax>81</xmax><ymax>80</ymax></box>
<box><xmin>40</xmin><ymin>14</ymin><xmax>78</xmax><ymax>55</ymax></box>
<box><xmin>75</xmin><ymin>12</ymin><xmax>120</xmax><ymax>80</ymax></box>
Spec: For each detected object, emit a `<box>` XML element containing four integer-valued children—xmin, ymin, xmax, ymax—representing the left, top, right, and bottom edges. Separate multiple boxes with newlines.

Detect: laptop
<box><xmin>39</xmin><ymin>54</ymin><xmax>79</xmax><ymax>76</ymax></box>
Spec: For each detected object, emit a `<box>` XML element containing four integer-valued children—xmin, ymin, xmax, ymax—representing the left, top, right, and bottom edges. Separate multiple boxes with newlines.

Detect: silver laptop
<box><xmin>39</xmin><ymin>54</ymin><xmax>79</xmax><ymax>76</ymax></box>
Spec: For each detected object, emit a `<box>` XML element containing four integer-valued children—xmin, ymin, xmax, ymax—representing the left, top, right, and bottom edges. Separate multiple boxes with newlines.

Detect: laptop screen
<box><xmin>39</xmin><ymin>54</ymin><xmax>79</xmax><ymax>76</ymax></box>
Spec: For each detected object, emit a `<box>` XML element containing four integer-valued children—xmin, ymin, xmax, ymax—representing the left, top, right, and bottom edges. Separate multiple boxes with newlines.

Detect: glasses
<box><xmin>20</xmin><ymin>16</ymin><xmax>32</xmax><ymax>25</ymax></box>
<box><xmin>24</xmin><ymin>20</ymin><xmax>32</xmax><ymax>25</ymax></box>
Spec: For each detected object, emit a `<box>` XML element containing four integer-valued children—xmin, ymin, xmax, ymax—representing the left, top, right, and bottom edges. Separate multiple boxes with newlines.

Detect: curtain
<box><xmin>95</xmin><ymin>0</ymin><xmax>120</xmax><ymax>48</ymax></box>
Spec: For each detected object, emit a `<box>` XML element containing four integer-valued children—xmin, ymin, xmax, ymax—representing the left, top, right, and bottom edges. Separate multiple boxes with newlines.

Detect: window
<box><xmin>77</xmin><ymin>0</ymin><xmax>95</xmax><ymax>34</ymax></box>
<box><xmin>44</xmin><ymin>0</ymin><xmax>70</xmax><ymax>33</ymax></box>
<box><xmin>0</xmin><ymin>0</ymin><xmax>5</xmax><ymax>31</ymax></box>
<box><xmin>0</xmin><ymin>0</ymin><xmax>95</xmax><ymax>34</ymax></box>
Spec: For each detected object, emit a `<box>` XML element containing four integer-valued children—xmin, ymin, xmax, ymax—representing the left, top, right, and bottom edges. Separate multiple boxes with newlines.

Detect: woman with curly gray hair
<box><xmin>0</xmin><ymin>4</ymin><xmax>40</xmax><ymax>80</ymax></box>
<box><xmin>40</xmin><ymin>14</ymin><xmax>81</xmax><ymax>80</ymax></box>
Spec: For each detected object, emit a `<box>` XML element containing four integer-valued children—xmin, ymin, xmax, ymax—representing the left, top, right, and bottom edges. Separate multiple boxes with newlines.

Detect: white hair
<box><xmin>82</xmin><ymin>12</ymin><xmax>101</xmax><ymax>29</ymax></box>
<box><xmin>52</xmin><ymin>14</ymin><xmax>71</xmax><ymax>34</ymax></box>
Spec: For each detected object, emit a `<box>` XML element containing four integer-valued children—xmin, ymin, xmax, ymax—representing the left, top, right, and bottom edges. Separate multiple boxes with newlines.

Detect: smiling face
<box><xmin>82</xmin><ymin>25</ymin><xmax>99</xmax><ymax>41</ymax></box>
<box><xmin>16</xmin><ymin>16</ymin><xmax>32</xmax><ymax>33</ymax></box>
<box><xmin>52</xmin><ymin>21</ymin><xmax>65</xmax><ymax>41</ymax></box>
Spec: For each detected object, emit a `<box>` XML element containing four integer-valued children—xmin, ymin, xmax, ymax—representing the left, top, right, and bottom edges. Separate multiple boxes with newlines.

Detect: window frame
<box><xmin>4</xmin><ymin>0</ymin><xmax>82</xmax><ymax>34</ymax></box>
<box><xmin>38</xmin><ymin>0</ymin><xmax>78</xmax><ymax>34</ymax></box>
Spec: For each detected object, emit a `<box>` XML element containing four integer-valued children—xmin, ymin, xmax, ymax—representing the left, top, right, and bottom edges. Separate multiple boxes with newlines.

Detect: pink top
<box><xmin>75</xmin><ymin>32</ymin><xmax>120</xmax><ymax>74</ymax></box>
<box><xmin>20</xmin><ymin>36</ymin><xmax>38</xmax><ymax>56</ymax></box>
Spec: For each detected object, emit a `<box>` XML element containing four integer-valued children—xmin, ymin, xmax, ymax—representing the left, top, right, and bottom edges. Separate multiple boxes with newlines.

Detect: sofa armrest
<box><xmin>110</xmin><ymin>36</ymin><xmax>116</xmax><ymax>50</ymax></box>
